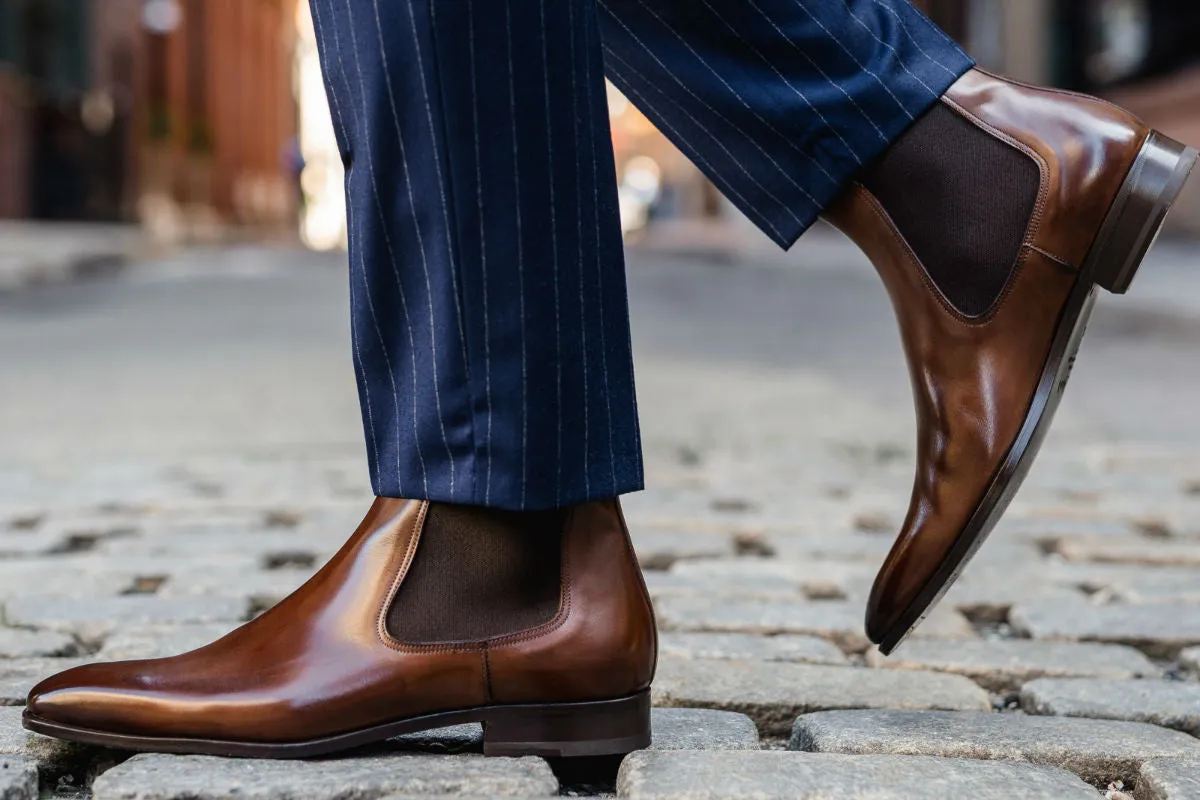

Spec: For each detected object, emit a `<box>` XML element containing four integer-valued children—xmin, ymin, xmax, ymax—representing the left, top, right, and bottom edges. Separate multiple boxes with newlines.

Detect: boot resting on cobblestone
<box><xmin>23</xmin><ymin>498</ymin><xmax>657</xmax><ymax>758</ymax></box>
<box><xmin>825</xmin><ymin>68</ymin><xmax>1197</xmax><ymax>655</ymax></box>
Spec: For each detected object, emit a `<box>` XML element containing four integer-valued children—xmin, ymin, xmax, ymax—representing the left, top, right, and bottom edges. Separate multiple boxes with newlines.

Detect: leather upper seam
<box><xmin>482</xmin><ymin>642</ymin><xmax>493</xmax><ymax>703</ymax></box>
<box><xmin>1025</xmin><ymin>243</ymin><xmax>1077</xmax><ymax>272</ymax></box>
<box><xmin>971</xmin><ymin>66</ymin><xmax>1147</xmax><ymax>122</ymax></box>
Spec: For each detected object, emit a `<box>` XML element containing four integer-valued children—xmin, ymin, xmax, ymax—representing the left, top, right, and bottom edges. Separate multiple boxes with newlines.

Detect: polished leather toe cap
<box><xmin>26</xmin><ymin>660</ymin><xmax>172</xmax><ymax>735</ymax></box>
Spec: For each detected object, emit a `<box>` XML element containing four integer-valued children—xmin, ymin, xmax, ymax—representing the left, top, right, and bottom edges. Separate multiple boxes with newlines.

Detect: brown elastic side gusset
<box><xmin>386</xmin><ymin>503</ymin><xmax>564</xmax><ymax>643</ymax></box>
<box><xmin>860</xmin><ymin>102</ymin><xmax>1041</xmax><ymax>318</ymax></box>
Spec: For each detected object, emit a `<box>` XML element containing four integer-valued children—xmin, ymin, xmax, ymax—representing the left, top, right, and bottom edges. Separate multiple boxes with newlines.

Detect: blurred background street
<box><xmin>5</xmin><ymin>233</ymin><xmax>1200</xmax><ymax>478</ymax></box>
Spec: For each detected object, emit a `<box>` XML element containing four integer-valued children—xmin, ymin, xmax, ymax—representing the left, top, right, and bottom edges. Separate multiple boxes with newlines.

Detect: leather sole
<box><xmin>876</xmin><ymin>131</ymin><xmax>1199</xmax><ymax>655</ymax></box>
<box><xmin>21</xmin><ymin>689</ymin><xmax>651</xmax><ymax>759</ymax></box>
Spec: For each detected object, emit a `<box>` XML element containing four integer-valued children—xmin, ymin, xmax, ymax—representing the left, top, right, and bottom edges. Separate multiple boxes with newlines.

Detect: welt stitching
<box><xmin>482</xmin><ymin>641</ymin><xmax>493</xmax><ymax>703</ymax></box>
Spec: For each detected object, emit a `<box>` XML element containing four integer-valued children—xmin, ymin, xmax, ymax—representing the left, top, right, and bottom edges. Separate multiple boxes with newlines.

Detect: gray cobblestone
<box><xmin>642</xmin><ymin>572</ymin><xmax>802</xmax><ymax>601</ymax></box>
<box><xmin>790</xmin><ymin>709</ymin><xmax>1200</xmax><ymax>788</ymax></box>
<box><xmin>0</xmin><ymin>630</ymin><xmax>76</xmax><ymax>660</ymax></box>
<box><xmin>1010</xmin><ymin>601</ymin><xmax>1200</xmax><ymax>658</ymax></box>
<box><xmin>761</xmin><ymin>532</ymin><xmax>892</xmax><ymax>562</ymax></box>
<box><xmin>867</xmin><ymin>639</ymin><xmax>1161</xmax><ymax>691</ymax></box>
<box><xmin>0</xmin><ymin>562</ymin><xmax>137</xmax><ymax>603</ymax></box>
<box><xmin>648</xmin><ymin>708</ymin><xmax>760</xmax><ymax>750</ymax></box>
<box><xmin>616</xmin><ymin>750</ymin><xmax>1100</xmax><ymax>799</ymax></box>
<box><xmin>669</xmin><ymin>559</ymin><xmax>876</xmax><ymax>594</ymax></box>
<box><xmin>658</xmin><ymin>632</ymin><xmax>846</xmax><ymax>665</ymax></box>
<box><xmin>1181</xmin><ymin>648</ymin><xmax>1200</xmax><ymax>674</ymax></box>
<box><xmin>0</xmin><ymin>708</ymin><xmax>23</xmax><ymax>754</ymax></box>
<box><xmin>652</xmin><ymin>657</ymin><xmax>989</xmax><ymax>735</ymax></box>
<box><xmin>0</xmin><ymin>660</ymin><xmax>90</xmax><ymax>706</ymax></box>
<box><xmin>941</xmin><ymin>569</ymin><xmax>1088</xmax><ymax>619</ymax></box>
<box><xmin>1</xmin><ymin>705</ymin><xmax>112</xmax><ymax>783</ymax></box>
<box><xmin>1039</xmin><ymin>563</ymin><xmax>1200</xmax><ymax>605</ymax></box>
<box><xmin>386</xmin><ymin>724</ymin><xmax>483</xmax><ymax>754</ymax></box>
<box><xmin>631</xmin><ymin>530</ymin><xmax>736</xmax><ymax>570</ymax></box>
<box><xmin>1051</xmin><ymin>536</ymin><xmax>1200</xmax><ymax>567</ymax></box>
<box><xmin>1021</xmin><ymin>678</ymin><xmax>1200</xmax><ymax>736</ymax></box>
<box><xmin>96</xmin><ymin>623</ymin><xmax>241</xmax><ymax>660</ymax></box>
<box><xmin>90</xmin><ymin>753</ymin><xmax>559</xmax><ymax>799</ymax></box>
<box><xmin>653</xmin><ymin>596</ymin><xmax>974</xmax><ymax>652</ymax></box>
<box><xmin>3</xmin><ymin>596</ymin><xmax>247</xmax><ymax>645</ymax></box>
<box><xmin>1136</xmin><ymin>758</ymin><xmax>1200</xmax><ymax>800</ymax></box>
<box><xmin>0</xmin><ymin>757</ymin><xmax>36</xmax><ymax>800</ymax></box>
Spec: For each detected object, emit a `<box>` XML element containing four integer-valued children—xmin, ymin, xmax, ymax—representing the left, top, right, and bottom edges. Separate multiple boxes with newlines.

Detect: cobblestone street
<box><xmin>3</xmin><ymin>232</ymin><xmax>1200</xmax><ymax>798</ymax></box>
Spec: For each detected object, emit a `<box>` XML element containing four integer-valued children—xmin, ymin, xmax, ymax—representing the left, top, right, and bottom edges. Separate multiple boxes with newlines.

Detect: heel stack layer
<box><xmin>1090</xmin><ymin>131</ymin><xmax>1198</xmax><ymax>294</ymax></box>
<box><xmin>482</xmin><ymin>690</ymin><xmax>651</xmax><ymax>758</ymax></box>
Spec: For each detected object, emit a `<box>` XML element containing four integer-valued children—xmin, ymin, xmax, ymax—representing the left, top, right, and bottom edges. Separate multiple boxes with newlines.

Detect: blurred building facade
<box><xmin>0</xmin><ymin>0</ymin><xmax>299</xmax><ymax>234</ymax></box>
<box><xmin>3</xmin><ymin>1</ymin><xmax>1198</xmax><ymax>237</ymax></box>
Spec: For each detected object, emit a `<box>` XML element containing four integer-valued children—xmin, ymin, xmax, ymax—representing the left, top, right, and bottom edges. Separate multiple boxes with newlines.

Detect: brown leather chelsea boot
<box><xmin>23</xmin><ymin>498</ymin><xmax>656</xmax><ymax>757</ymax></box>
<box><xmin>826</xmin><ymin>68</ymin><xmax>1197</xmax><ymax>655</ymax></box>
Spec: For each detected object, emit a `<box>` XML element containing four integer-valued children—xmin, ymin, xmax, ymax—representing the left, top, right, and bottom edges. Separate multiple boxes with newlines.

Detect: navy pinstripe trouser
<box><xmin>309</xmin><ymin>0</ymin><xmax>974</xmax><ymax>510</ymax></box>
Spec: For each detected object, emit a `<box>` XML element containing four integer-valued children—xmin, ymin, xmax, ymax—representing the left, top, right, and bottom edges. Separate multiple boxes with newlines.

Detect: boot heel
<box><xmin>481</xmin><ymin>690</ymin><xmax>651</xmax><ymax>758</ymax></box>
<box><xmin>1090</xmin><ymin>131</ymin><xmax>1198</xmax><ymax>294</ymax></box>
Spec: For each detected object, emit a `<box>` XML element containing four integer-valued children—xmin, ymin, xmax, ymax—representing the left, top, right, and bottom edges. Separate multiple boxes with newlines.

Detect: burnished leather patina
<box><xmin>827</xmin><ymin>68</ymin><xmax>1197</xmax><ymax>653</ymax></box>
<box><xmin>23</xmin><ymin>498</ymin><xmax>657</xmax><ymax>757</ymax></box>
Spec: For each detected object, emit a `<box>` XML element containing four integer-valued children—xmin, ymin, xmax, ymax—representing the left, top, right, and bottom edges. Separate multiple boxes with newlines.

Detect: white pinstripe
<box><xmin>310</xmin><ymin>4</ymin><xmax>382</xmax><ymax>483</ymax></box>
<box><xmin>406</xmin><ymin>1</ymin><xmax>472</xmax><ymax>385</ymax></box>
<box><xmin>624</xmin><ymin>0</ymin><xmax>839</xmax><ymax>190</ymax></box>
<box><xmin>694</xmin><ymin>0</ymin><xmax>865</xmax><ymax>162</ymax></box>
<box><xmin>540</xmin><ymin>0</ymin><xmax>565</xmax><ymax>507</ymax></box>
<box><xmin>743</xmin><ymin>0</ymin><xmax>890</xmax><ymax>139</ymax></box>
<box><xmin>369</xmin><ymin>0</ymin><xmax>456</xmax><ymax>499</ymax></box>
<box><xmin>846</xmin><ymin>5</ymin><xmax>939</xmax><ymax>97</ymax></box>
<box><xmin>605</xmin><ymin>48</ymin><xmax>791</xmax><ymax>241</ymax></box>
<box><xmin>572</xmin><ymin>0</ymin><xmax>592</xmax><ymax>499</ymax></box>
<box><xmin>600</xmin><ymin>3</ymin><xmax>811</xmax><ymax>222</ymax></box>
<box><xmin>504</xmin><ymin>0</ymin><xmax>530</xmax><ymax>508</ymax></box>
<box><xmin>871</xmin><ymin>0</ymin><xmax>967</xmax><ymax>79</ymax></box>
<box><xmin>606</xmin><ymin>57</ymin><xmax>788</xmax><ymax>244</ymax></box>
<box><xmin>583</xmin><ymin>13</ymin><xmax>616</xmax><ymax>493</ymax></box>
<box><xmin>785</xmin><ymin>0</ymin><xmax>913</xmax><ymax>120</ymax></box>
<box><xmin>332</xmin><ymin>0</ymin><xmax>430</xmax><ymax>496</ymax></box>
<box><xmin>315</xmin><ymin>11</ymin><xmax>399</xmax><ymax>493</ymax></box>
<box><xmin>465</xmin><ymin>0</ymin><xmax>495</xmax><ymax>506</ymax></box>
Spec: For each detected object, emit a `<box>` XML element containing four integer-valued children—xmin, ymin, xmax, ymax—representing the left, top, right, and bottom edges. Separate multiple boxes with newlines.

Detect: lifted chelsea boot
<box><xmin>826</xmin><ymin>68</ymin><xmax>1197</xmax><ymax>654</ymax></box>
<box><xmin>24</xmin><ymin>498</ymin><xmax>657</xmax><ymax>757</ymax></box>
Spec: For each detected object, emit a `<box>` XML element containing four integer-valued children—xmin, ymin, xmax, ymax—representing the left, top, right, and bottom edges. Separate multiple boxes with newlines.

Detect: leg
<box><xmin>23</xmin><ymin>0</ymin><xmax>656</xmax><ymax>759</ymax></box>
<box><xmin>598</xmin><ymin>0</ymin><xmax>973</xmax><ymax>247</ymax></box>
<box><xmin>313</xmin><ymin>0</ymin><xmax>641</xmax><ymax>510</ymax></box>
